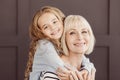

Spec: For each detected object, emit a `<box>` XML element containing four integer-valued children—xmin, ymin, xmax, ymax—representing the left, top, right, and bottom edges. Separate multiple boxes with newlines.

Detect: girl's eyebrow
<box><xmin>41</xmin><ymin>24</ymin><xmax>47</xmax><ymax>29</ymax></box>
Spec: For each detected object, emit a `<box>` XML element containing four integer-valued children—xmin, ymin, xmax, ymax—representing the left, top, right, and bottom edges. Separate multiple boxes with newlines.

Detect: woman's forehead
<box><xmin>68</xmin><ymin>24</ymin><xmax>89</xmax><ymax>31</ymax></box>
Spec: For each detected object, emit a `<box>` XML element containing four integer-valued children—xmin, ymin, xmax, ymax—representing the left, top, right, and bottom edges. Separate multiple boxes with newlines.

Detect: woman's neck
<box><xmin>61</xmin><ymin>53</ymin><xmax>83</xmax><ymax>70</ymax></box>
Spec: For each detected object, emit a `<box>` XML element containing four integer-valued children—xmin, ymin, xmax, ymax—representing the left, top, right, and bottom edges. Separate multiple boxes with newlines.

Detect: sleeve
<box><xmin>32</xmin><ymin>39</ymin><xmax>64</xmax><ymax>72</ymax></box>
<box><xmin>81</xmin><ymin>55</ymin><xmax>95</xmax><ymax>73</ymax></box>
<box><xmin>29</xmin><ymin>71</ymin><xmax>41</xmax><ymax>80</ymax></box>
<box><xmin>41</xmin><ymin>71</ymin><xmax>59</xmax><ymax>80</ymax></box>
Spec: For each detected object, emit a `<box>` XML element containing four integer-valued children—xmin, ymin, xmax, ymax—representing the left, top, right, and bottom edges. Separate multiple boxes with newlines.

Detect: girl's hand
<box><xmin>57</xmin><ymin>68</ymin><xmax>84</xmax><ymax>80</ymax></box>
<box><xmin>80</xmin><ymin>69</ymin><xmax>88</xmax><ymax>80</ymax></box>
<box><xmin>87</xmin><ymin>68</ymin><xmax>96</xmax><ymax>80</ymax></box>
<box><xmin>56</xmin><ymin>67</ymin><xmax>71</xmax><ymax>80</ymax></box>
<box><xmin>70</xmin><ymin>71</ymin><xmax>83</xmax><ymax>80</ymax></box>
<box><xmin>56</xmin><ymin>64</ymin><xmax>77</xmax><ymax>80</ymax></box>
<box><xmin>56</xmin><ymin>66</ymin><xmax>84</xmax><ymax>80</ymax></box>
<box><xmin>90</xmin><ymin>68</ymin><xmax>96</xmax><ymax>80</ymax></box>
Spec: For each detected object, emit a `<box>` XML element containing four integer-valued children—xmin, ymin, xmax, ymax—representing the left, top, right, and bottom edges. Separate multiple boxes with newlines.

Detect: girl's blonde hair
<box><xmin>24</xmin><ymin>6</ymin><xmax>65</xmax><ymax>80</ymax></box>
<box><xmin>61</xmin><ymin>15</ymin><xmax>95</xmax><ymax>56</ymax></box>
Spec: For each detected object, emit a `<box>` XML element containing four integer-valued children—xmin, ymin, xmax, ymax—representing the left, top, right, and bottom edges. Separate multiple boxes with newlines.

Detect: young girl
<box><xmin>57</xmin><ymin>15</ymin><xmax>96</xmax><ymax>80</ymax></box>
<box><xmin>24</xmin><ymin>6</ymin><xmax>95</xmax><ymax>80</ymax></box>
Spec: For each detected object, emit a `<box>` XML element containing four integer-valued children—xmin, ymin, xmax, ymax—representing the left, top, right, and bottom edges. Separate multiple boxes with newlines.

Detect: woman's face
<box><xmin>38</xmin><ymin>13</ymin><xmax>63</xmax><ymax>40</ymax></box>
<box><xmin>66</xmin><ymin>26</ymin><xmax>90</xmax><ymax>54</ymax></box>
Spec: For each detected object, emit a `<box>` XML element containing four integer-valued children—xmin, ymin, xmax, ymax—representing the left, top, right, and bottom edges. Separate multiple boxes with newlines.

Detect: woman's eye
<box><xmin>70</xmin><ymin>31</ymin><xmax>76</xmax><ymax>35</ymax></box>
<box><xmin>53</xmin><ymin>21</ymin><xmax>57</xmax><ymax>24</ymax></box>
<box><xmin>82</xmin><ymin>30</ymin><xmax>88</xmax><ymax>34</ymax></box>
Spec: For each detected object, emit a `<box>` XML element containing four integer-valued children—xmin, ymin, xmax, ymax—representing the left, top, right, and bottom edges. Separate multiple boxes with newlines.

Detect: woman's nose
<box><xmin>77</xmin><ymin>33</ymin><xmax>83</xmax><ymax>40</ymax></box>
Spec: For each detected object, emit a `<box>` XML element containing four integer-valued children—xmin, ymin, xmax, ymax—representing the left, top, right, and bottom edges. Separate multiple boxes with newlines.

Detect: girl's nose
<box><xmin>50</xmin><ymin>24</ymin><xmax>56</xmax><ymax>30</ymax></box>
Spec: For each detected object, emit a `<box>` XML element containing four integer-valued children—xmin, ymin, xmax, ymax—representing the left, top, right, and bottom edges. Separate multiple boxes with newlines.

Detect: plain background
<box><xmin>0</xmin><ymin>0</ymin><xmax>120</xmax><ymax>80</ymax></box>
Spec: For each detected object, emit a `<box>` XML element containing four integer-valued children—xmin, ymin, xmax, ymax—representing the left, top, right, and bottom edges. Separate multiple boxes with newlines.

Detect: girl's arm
<box><xmin>29</xmin><ymin>71</ymin><xmax>41</xmax><ymax>80</ymax></box>
<box><xmin>30</xmin><ymin>39</ymin><xmax>64</xmax><ymax>80</ymax></box>
<box><xmin>81</xmin><ymin>55</ymin><xmax>95</xmax><ymax>73</ymax></box>
<box><xmin>32</xmin><ymin>39</ymin><xmax>64</xmax><ymax>71</ymax></box>
<box><xmin>56</xmin><ymin>55</ymin><xmax>96</xmax><ymax>80</ymax></box>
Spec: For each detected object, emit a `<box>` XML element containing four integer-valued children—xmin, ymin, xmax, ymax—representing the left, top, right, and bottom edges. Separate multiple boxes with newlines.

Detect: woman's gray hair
<box><xmin>61</xmin><ymin>15</ymin><xmax>95</xmax><ymax>56</ymax></box>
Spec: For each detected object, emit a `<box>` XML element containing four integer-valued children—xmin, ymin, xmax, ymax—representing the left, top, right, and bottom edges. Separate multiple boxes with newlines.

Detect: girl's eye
<box><xmin>43</xmin><ymin>26</ymin><xmax>48</xmax><ymax>30</ymax></box>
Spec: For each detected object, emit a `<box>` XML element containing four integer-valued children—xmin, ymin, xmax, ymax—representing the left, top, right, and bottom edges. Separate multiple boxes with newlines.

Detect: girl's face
<box><xmin>66</xmin><ymin>26</ymin><xmax>90</xmax><ymax>54</ymax></box>
<box><xmin>38</xmin><ymin>13</ymin><xmax>63</xmax><ymax>40</ymax></box>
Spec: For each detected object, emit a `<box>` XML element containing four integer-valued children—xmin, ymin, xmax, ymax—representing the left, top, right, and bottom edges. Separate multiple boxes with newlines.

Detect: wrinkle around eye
<box><xmin>82</xmin><ymin>31</ymin><xmax>88</xmax><ymax>34</ymax></box>
<box><xmin>69</xmin><ymin>31</ymin><xmax>76</xmax><ymax>35</ymax></box>
<box><xmin>53</xmin><ymin>20</ymin><xmax>57</xmax><ymax>23</ymax></box>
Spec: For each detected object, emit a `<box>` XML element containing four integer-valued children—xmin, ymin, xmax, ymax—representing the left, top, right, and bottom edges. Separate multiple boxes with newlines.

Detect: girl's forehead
<box><xmin>38</xmin><ymin>13</ymin><xmax>57</xmax><ymax>24</ymax></box>
<box><xmin>40</xmin><ymin>12</ymin><xmax>61</xmax><ymax>22</ymax></box>
<box><xmin>42</xmin><ymin>13</ymin><xmax>57</xmax><ymax>19</ymax></box>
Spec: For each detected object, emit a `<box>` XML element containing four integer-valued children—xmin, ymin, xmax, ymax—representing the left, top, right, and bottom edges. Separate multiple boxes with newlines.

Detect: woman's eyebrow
<box><xmin>68</xmin><ymin>29</ymin><xmax>76</xmax><ymax>32</ymax></box>
<box><xmin>81</xmin><ymin>28</ymin><xmax>88</xmax><ymax>30</ymax></box>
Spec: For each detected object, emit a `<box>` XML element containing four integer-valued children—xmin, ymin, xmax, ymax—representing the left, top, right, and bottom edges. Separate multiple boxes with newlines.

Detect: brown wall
<box><xmin>0</xmin><ymin>0</ymin><xmax>120</xmax><ymax>80</ymax></box>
